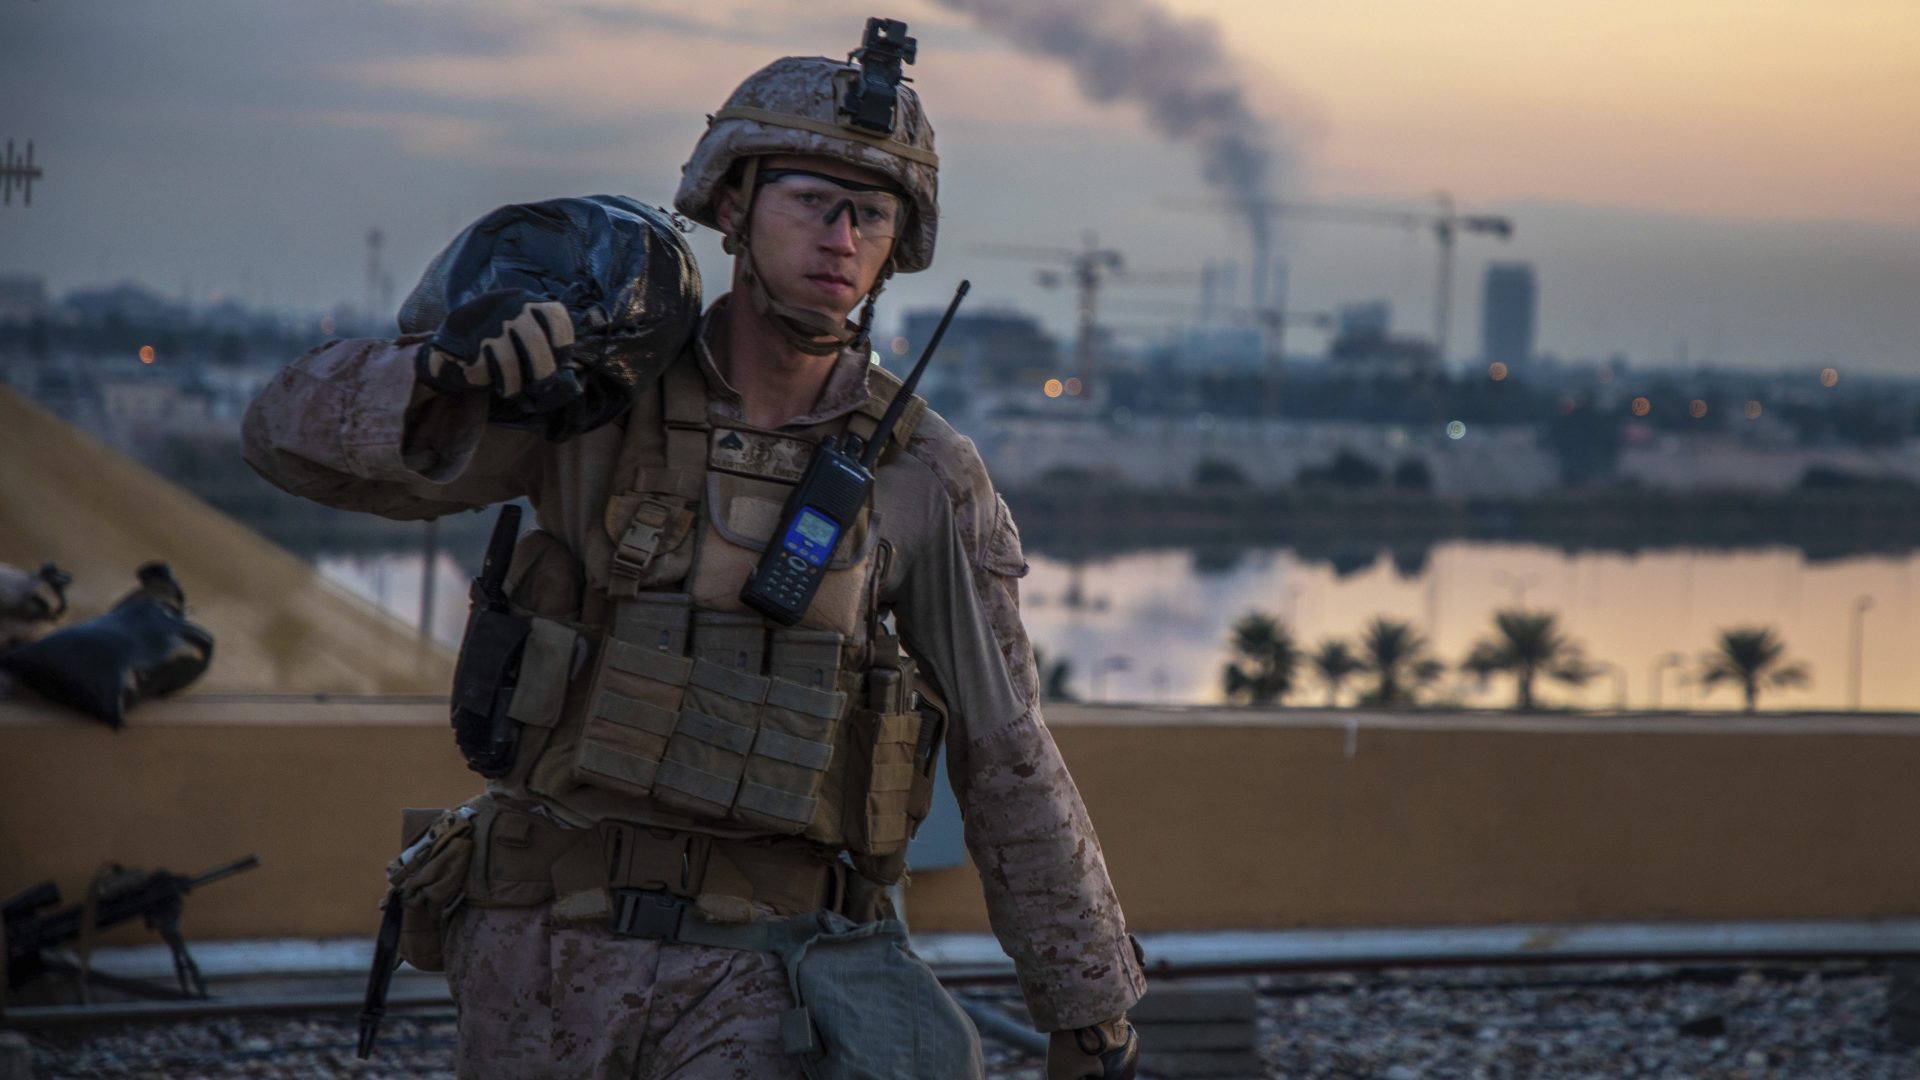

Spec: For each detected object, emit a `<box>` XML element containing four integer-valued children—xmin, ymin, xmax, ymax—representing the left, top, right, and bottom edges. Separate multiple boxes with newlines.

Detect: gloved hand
<box><xmin>1047</xmin><ymin>1016</ymin><xmax>1139</xmax><ymax>1080</ymax></box>
<box><xmin>417</xmin><ymin>288</ymin><xmax>578</xmax><ymax>410</ymax></box>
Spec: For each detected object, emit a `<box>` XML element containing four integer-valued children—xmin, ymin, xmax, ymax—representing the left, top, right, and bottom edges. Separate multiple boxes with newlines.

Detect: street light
<box><xmin>1593</xmin><ymin>661</ymin><xmax>1627</xmax><ymax>711</ymax></box>
<box><xmin>1649</xmin><ymin>652</ymin><xmax>1685</xmax><ymax>711</ymax></box>
<box><xmin>1093</xmin><ymin>655</ymin><xmax>1132</xmax><ymax>703</ymax></box>
<box><xmin>1492</xmin><ymin>571</ymin><xmax>1541</xmax><ymax>609</ymax></box>
<box><xmin>1849</xmin><ymin>594</ymin><xmax>1875</xmax><ymax>711</ymax></box>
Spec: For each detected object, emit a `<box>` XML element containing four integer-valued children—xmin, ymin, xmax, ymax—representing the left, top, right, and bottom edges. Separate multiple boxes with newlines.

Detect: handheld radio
<box><xmin>741</xmin><ymin>280</ymin><xmax>971</xmax><ymax>626</ymax></box>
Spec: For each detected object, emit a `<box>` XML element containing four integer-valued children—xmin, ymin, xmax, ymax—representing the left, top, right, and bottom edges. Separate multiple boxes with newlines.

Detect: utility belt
<box><xmin>473</xmin><ymin>804</ymin><xmax>874</xmax><ymax>919</ymax></box>
<box><xmin>383</xmin><ymin>801</ymin><xmax>980</xmax><ymax>1078</ymax></box>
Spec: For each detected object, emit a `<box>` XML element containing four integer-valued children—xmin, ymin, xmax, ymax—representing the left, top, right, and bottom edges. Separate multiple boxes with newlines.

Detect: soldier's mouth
<box><xmin>806</xmin><ymin>272</ymin><xmax>856</xmax><ymax>294</ymax></box>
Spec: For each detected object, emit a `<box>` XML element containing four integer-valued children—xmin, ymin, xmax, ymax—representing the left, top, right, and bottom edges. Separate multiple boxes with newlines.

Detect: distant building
<box><xmin>0</xmin><ymin>276</ymin><xmax>47</xmax><ymax>324</ymax></box>
<box><xmin>61</xmin><ymin>282</ymin><xmax>183</xmax><ymax>327</ymax></box>
<box><xmin>1481</xmin><ymin>262</ymin><xmax>1536</xmax><ymax>369</ymax></box>
<box><xmin>1327</xmin><ymin>300</ymin><xmax>1438</xmax><ymax>380</ymax></box>
<box><xmin>891</xmin><ymin>308</ymin><xmax>1063</xmax><ymax>417</ymax></box>
<box><xmin>1175</xmin><ymin>324</ymin><xmax>1264</xmax><ymax>375</ymax></box>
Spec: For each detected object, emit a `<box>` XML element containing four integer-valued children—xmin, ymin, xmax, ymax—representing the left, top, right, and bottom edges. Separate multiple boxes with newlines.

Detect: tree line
<box><xmin>1219</xmin><ymin>611</ymin><xmax>1811</xmax><ymax>713</ymax></box>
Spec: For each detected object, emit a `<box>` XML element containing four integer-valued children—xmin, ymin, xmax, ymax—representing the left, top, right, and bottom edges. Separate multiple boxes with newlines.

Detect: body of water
<box><xmin>318</xmin><ymin>541</ymin><xmax>1920</xmax><ymax>712</ymax></box>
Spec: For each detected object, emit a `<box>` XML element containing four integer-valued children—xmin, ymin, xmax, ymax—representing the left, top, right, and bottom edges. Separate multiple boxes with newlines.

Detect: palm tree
<box><xmin>1032</xmin><ymin>646</ymin><xmax>1077</xmax><ymax>702</ymax></box>
<box><xmin>1308</xmin><ymin>639</ymin><xmax>1364</xmax><ymax>706</ymax></box>
<box><xmin>1222</xmin><ymin>611</ymin><xmax>1300</xmax><ymax>705</ymax></box>
<box><xmin>1358</xmin><ymin>617</ymin><xmax>1443</xmax><ymax>705</ymax></box>
<box><xmin>1461</xmin><ymin>609</ymin><xmax>1594</xmax><ymax>711</ymax></box>
<box><xmin>1698</xmin><ymin>627</ymin><xmax>1810</xmax><ymax>713</ymax></box>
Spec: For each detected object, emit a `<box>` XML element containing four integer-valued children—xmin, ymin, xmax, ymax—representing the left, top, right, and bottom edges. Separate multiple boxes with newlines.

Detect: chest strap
<box><xmin>607</xmin><ymin>358</ymin><xmax>709</xmax><ymax>599</ymax></box>
<box><xmin>847</xmin><ymin>363</ymin><xmax>925</xmax><ymax>458</ymax></box>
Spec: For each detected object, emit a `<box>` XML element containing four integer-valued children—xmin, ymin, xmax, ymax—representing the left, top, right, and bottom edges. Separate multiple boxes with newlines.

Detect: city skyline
<box><xmin>3</xmin><ymin>0</ymin><xmax>1918</xmax><ymax>370</ymax></box>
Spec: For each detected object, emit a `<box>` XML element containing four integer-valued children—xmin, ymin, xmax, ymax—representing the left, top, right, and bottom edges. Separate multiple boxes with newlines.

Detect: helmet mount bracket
<box><xmin>840</xmin><ymin>18</ymin><xmax>917</xmax><ymax>135</ymax></box>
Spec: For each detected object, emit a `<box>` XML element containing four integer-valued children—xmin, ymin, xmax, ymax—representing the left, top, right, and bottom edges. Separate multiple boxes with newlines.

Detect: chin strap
<box><xmin>723</xmin><ymin>157</ymin><xmax>887</xmax><ymax>358</ymax></box>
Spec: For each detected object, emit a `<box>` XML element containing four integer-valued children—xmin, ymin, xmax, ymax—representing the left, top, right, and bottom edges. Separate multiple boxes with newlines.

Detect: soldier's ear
<box><xmin>714</xmin><ymin>184</ymin><xmax>744</xmax><ymax>240</ymax></box>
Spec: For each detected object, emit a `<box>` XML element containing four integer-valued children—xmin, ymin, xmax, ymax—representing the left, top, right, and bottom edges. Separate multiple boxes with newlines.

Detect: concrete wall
<box><xmin>4</xmin><ymin>697</ymin><xmax>1916</xmax><ymax>944</ymax></box>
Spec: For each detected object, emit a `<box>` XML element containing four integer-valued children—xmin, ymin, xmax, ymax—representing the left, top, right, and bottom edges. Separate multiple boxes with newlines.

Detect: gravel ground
<box><xmin>14</xmin><ymin>963</ymin><xmax>1920</xmax><ymax>1078</ymax></box>
<box><xmin>1257</xmin><ymin>963</ymin><xmax>1920</xmax><ymax>1080</ymax></box>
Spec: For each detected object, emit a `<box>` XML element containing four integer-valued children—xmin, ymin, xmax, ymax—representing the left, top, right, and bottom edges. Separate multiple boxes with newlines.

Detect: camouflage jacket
<box><xmin>240</xmin><ymin>299</ymin><xmax>1145</xmax><ymax>1031</ymax></box>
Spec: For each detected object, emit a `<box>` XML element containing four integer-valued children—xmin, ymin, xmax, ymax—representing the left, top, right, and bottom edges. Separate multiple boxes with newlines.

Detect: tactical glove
<box><xmin>417</xmin><ymin>288</ymin><xmax>579</xmax><ymax>411</ymax></box>
<box><xmin>1047</xmin><ymin>1016</ymin><xmax>1139</xmax><ymax>1080</ymax></box>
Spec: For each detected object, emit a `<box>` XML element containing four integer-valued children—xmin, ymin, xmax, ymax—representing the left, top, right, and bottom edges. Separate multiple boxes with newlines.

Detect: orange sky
<box><xmin>340</xmin><ymin>0</ymin><xmax>1920</xmax><ymax>225</ymax></box>
<box><xmin>1158</xmin><ymin>0</ymin><xmax>1920</xmax><ymax>224</ymax></box>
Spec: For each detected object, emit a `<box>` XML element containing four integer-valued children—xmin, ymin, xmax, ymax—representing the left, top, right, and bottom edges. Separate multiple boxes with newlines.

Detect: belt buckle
<box><xmin>603</xmin><ymin>826</ymin><xmax>711</xmax><ymax>898</ymax></box>
<box><xmin>611</xmin><ymin>889</ymin><xmax>690</xmax><ymax>941</ymax></box>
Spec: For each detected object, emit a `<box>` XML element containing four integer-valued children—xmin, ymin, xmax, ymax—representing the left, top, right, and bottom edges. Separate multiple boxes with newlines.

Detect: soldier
<box><xmin>244</xmin><ymin>20</ymin><xmax>1143</xmax><ymax>1080</ymax></box>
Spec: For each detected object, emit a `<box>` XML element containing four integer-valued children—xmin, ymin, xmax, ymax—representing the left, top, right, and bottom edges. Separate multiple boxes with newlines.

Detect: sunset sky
<box><xmin>4</xmin><ymin>0</ymin><xmax>1918</xmax><ymax>370</ymax></box>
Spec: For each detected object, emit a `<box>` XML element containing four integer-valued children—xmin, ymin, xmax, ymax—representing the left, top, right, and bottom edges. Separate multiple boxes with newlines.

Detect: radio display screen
<box><xmin>782</xmin><ymin>507</ymin><xmax>841</xmax><ymax>566</ymax></box>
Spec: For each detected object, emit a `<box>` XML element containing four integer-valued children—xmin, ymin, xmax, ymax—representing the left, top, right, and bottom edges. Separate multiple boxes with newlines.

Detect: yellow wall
<box><xmin>4</xmin><ymin>698</ymin><xmax>1917</xmax><ymax>942</ymax></box>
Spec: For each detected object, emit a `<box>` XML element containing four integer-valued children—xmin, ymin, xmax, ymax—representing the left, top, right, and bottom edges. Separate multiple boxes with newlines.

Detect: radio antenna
<box><xmin>861</xmin><ymin>279</ymin><xmax>969</xmax><ymax>468</ymax></box>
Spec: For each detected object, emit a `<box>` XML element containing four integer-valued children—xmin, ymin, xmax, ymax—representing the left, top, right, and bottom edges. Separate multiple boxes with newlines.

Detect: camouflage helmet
<box><xmin>675</xmin><ymin>54</ymin><xmax>939</xmax><ymax>273</ymax></box>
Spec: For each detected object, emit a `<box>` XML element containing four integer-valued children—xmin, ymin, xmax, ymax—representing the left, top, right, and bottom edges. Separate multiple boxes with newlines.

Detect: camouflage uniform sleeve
<box><xmin>890</xmin><ymin>423</ymin><xmax>1146</xmax><ymax>1033</ymax></box>
<box><xmin>241</xmin><ymin>335</ymin><xmax>536</xmax><ymax>519</ymax></box>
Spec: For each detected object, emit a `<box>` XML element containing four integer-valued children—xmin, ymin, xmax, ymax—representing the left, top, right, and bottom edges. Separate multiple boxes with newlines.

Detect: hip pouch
<box><xmin>384</xmin><ymin>807</ymin><xmax>478</xmax><ymax>973</ymax></box>
<box><xmin>764</xmin><ymin>913</ymin><xmax>985</xmax><ymax>1080</ymax></box>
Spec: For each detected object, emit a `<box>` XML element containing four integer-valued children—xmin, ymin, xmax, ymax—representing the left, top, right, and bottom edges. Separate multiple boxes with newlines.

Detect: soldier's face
<box><xmin>718</xmin><ymin>154</ymin><xmax>899</xmax><ymax>325</ymax></box>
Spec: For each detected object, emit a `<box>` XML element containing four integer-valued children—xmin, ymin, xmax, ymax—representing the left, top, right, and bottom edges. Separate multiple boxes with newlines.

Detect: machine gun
<box><xmin>3</xmin><ymin>854</ymin><xmax>260</xmax><ymax>999</ymax></box>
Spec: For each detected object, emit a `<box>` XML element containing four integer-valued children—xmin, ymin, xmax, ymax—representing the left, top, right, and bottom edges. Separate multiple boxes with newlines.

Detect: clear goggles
<box><xmin>754</xmin><ymin>168</ymin><xmax>906</xmax><ymax>243</ymax></box>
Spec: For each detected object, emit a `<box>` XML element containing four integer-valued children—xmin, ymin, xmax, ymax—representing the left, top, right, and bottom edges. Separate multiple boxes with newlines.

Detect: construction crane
<box><xmin>1170</xmin><ymin>192</ymin><xmax>1514</xmax><ymax>363</ymax></box>
<box><xmin>971</xmin><ymin>233</ymin><xmax>1127</xmax><ymax>391</ymax></box>
<box><xmin>1</xmin><ymin>140</ymin><xmax>43</xmax><ymax>207</ymax></box>
<box><xmin>972</xmin><ymin>233</ymin><xmax>1210</xmax><ymax>398</ymax></box>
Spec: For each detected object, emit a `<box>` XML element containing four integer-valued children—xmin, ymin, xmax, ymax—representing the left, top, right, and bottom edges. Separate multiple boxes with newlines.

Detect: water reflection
<box><xmin>316</xmin><ymin>542</ymin><xmax>1917</xmax><ymax>712</ymax></box>
<box><xmin>1020</xmin><ymin>543</ymin><xmax>1918</xmax><ymax>711</ymax></box>
<box><xmin>315</xmin><ymin>551</ymin><xmax>470</xmax><ymax>651</ymax></box>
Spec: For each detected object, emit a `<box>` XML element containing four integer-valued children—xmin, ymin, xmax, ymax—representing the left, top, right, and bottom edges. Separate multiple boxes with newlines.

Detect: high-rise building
<box><xmin>1480</xmin><ymin>262</ymin><xmax>1536</xmax><ymax>368</ymax></box>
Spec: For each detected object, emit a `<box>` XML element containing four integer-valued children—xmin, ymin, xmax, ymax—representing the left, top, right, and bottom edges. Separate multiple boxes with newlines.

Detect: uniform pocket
<box><xmin>840</xmin><ymin>708</ymin><xmax>921</xmax><ymax>856</ymax></box>
<box><xmin>651</xmin><ymin>659</ymin><xmax>768</xmax><ymax>819</ymax></box>
<box><xmin>690</xmin><ymin>471</ymin><xmax>878</xmax><ymax>636</ymax></box>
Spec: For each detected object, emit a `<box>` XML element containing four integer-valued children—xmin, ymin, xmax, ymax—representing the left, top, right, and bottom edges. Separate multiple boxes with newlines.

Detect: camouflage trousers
<box><xmin>444</xmin><ymin>904</ymin><xmax>807</xmax><ymax>1080</ymax></box>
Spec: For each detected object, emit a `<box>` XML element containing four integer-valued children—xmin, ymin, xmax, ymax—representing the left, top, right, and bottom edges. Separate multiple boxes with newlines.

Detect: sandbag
<box><xmin>0</xmin><ymin>566</ymin><xmax>214</xmax><ymax>728</ymax></box>
<box><xmin>397</xmin><ymin>195</ymin><xmax>703</xmax><ymax>442</ymax></box>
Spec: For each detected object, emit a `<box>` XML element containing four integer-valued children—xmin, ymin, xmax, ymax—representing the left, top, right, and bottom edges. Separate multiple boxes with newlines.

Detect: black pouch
<box><xmin>450</xmin><ymin>607</ymin><xmax>532</xmax><ymax>777</ymax></box>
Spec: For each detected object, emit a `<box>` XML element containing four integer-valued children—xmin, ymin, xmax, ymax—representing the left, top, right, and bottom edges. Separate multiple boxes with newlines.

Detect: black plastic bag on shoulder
<box><xmin>397</xmin><ymin>195</ymin><xmax>703</xmax><ymax>442</ymax></box>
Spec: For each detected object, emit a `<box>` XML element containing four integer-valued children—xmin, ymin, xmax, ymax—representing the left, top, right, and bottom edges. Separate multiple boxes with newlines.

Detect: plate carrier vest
<box><xmin>470</xmin><ymin>351</ymin><xmax>944</xmax><ymax>906</ymax></box>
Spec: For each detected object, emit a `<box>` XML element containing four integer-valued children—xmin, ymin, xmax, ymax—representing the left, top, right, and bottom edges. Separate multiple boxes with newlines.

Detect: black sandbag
<box><xmin>397</xmin><ymin>195</ymin><xmax>703</xmax><ymax>442</ymax></box>
<box><xmin>0</xmin><ymin>597</ymin><xmax>214</xmax><ymax>729</ymax></box>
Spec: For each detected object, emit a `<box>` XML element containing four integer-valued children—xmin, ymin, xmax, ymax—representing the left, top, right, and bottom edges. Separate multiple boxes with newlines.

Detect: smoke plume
<box><xmin>931</xmin><ymin>0</ymin><xmax>1288</xmax><ymax>303</ymax></box>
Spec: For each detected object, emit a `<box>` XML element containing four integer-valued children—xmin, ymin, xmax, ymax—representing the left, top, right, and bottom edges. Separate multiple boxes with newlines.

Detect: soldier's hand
<box><xmin>418</xmin><ymin>288</ymin><xmax>576</xmax><ymax>405</ymax></box>
<box><xmin>1047</xmin><ymin>1016</ymin><xmax>1138</xmax><ymax>1080</ymax></box>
